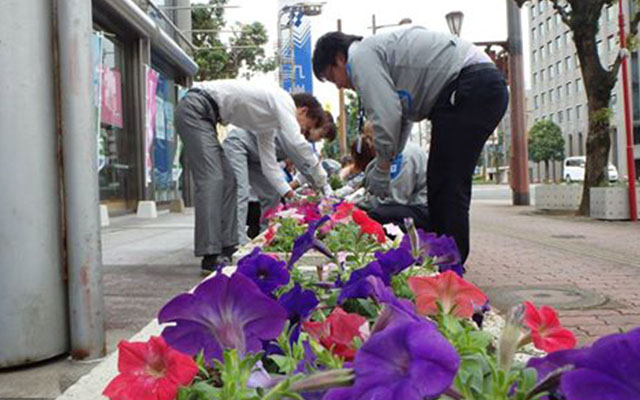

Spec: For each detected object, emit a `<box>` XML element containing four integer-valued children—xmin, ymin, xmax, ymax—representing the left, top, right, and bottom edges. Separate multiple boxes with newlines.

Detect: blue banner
<box><xmin>281</xmin><ymin>9</ymin><xmax>313</xmax><ymax>93</ymax></box>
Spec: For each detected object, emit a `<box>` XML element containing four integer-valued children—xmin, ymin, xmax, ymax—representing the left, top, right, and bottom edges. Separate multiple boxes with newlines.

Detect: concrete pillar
<box><xmin>0</xmin><ymin>0</ymin><xmax>68</xmax><ymax>367</ymax></box>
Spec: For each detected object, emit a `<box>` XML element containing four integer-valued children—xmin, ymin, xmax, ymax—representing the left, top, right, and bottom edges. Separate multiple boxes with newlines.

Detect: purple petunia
<box><xmin>323</xmin><ymin>319</ymin><xmax>460</xmax><ymax>400</ymax></box>
<box><xmin>400</xmin><ymin>229</ymin><xmax>464</xmax><ymax>276</ymax></box>
<box><xmin>279</xmin><ymin>284</ymin><xmax>319</xmax><ymax>343</ymax></box>
<box><xmin>374</xmin><ymin>247</ymin><xmax>416</xmax><ymax>276</ymax></box>
<box><xmin>337</xmin><ymin>261</ymin><xmax>389</xmax><ymax>304</ymax></box>
<box><xmin>158</xmin><ymin>273</ymin><xmax>287</xmax><ymax>365</ymax></box>
<box><xmin>237</xmin><ymin>247</ymin><xmax>290</xmax><ymax>295</ymax></box>
<box><xmin>528</xmin><ymin>327</ymin><xmax>640</xmax><ymax>400</ymax></box>
<box><xmin>288</xmin><ymin>215</ymin><xmax>335</xmax><ymax>269</ymax></box>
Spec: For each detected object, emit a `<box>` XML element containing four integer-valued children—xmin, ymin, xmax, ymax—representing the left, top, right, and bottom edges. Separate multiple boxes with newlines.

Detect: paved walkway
<box><xmin>467</xmin><ymin>199</ymin><xmax>640</xmax><ymax>345</ymax></box>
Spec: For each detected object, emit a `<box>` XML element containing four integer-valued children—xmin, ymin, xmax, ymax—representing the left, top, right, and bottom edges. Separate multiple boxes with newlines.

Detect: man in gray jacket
<box><xmin>223</xmin><ymin>108</ymin><xmax>335</xmax><ymax>245</ymax></box>
<box><xmin>313</xmin><ymin>26</ymin><xmax>508</xmax><ymax>264</ymax></box>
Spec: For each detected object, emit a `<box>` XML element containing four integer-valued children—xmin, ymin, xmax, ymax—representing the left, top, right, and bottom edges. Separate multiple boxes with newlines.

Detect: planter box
<box><xmin>534</xmin><ymin>184</ymin><xmax>582</xmax><ymax>211</ymax></box>
<box><xmin>590</xmin><ymin>187</ymin><xmax>640</xmax><ymax>220</ymax></box>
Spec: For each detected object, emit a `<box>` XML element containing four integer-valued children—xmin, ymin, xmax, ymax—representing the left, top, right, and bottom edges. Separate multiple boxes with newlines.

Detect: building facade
<box><xmin>527</xmin><ymin>0</ymin><xmax>640</xmax><ymax>181</ymax></box>
<box><xmin>93</xmin><ymin>0</ymin><xmax>197</xmax><ymax>214</ymax></box>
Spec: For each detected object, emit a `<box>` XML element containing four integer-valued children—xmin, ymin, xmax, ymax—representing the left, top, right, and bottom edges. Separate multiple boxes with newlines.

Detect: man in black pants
<box><xmin>313</xmin><ymin>26</ymin><xmax>508</xmax><ymax>264</ymax></box>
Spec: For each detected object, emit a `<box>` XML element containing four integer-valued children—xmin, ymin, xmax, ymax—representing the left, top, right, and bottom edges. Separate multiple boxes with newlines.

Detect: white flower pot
<box><xmin>590</xmin><ymin>186</ymin><xmax>640</xmax><ymax>220</ymax></box>
<box><xmin>534</xmin><ymin>184</ymin><xmax>582</xmax><ymax>211</ymax></box>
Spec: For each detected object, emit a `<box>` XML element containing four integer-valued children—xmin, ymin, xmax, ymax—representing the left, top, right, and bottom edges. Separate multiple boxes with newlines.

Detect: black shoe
<box><xmin>222</xmin><ymin>245</ymin><xmax>237</xmax><ymax>258</ymax></box>
<box><xmin>217</xmin><ymin>254</ymin><xmax>233</xmax><ymax>265</ymax></box>
<box><xmin>201</xmin><ymin>254</ymin><xmax>221</xmax><ymax>273</ymax></box>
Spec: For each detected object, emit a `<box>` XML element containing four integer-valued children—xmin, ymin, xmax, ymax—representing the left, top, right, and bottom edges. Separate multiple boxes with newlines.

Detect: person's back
<box><xmin>350</xmin><ymin>26</ymin><xmax>472</xmax><ymax>121</ymax></box>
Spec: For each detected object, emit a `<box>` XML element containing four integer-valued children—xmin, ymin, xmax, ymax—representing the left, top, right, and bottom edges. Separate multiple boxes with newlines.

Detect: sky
<box><xmin>192</xmin><ymin>0</ymin><xmax>530</xmax><ymax>111</ymax></box>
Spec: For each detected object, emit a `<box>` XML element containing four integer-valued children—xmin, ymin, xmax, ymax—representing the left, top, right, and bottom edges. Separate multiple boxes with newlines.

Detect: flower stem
<box><xmin>288</xmin><ymin>368</ymin><xmax>354</xmax><ymax>393</ymax></box>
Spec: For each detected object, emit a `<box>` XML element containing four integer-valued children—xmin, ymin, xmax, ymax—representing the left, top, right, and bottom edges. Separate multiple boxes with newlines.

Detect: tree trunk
<box><xmin>544</xmin><ymin>160</ymin><xmax>550</xmax><ymax>183</ymax></box>
<box><xmin>570</xmin><ymin>1</ymin><xmax>617</xmax><ymax>215</ymax></box>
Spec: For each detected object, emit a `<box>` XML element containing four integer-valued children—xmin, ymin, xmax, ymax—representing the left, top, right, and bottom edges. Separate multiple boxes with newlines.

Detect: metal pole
<box><xmin>289</xmin><ymin>15</ymin><xmax>296</xmax><ymax>92</ymax></box>
<box><xmin>338</xmin><ymin>19</ymin><xmax>347</xmax><ymax>158</ymax></box>
<box><xmin>0</xmin><ymin>0</ymin><xmax>68</xmax><ymax>368</ymax></box>
<box><xmin>277</xmin><ymin>8</ymin><xmax>282</xmax><ymax>87</ymax></box>
<box><xmin>507</xmin><ymin>0</ymin><xmax>530</xmax><ymax>205</ymax></box>
<box><xmin>372</xmin><ymin>14</ymin><xmax>377</xmax><ymax>34</ymax></box>
<box><xmin>619</xmin><ymin>0</ymin><xmax>638</xmax><ymax>221</ymax></box>
<box><xmin>57</xmin><ymin>0</ymin><xmax>106</xmax><ymax>360</ymax></box>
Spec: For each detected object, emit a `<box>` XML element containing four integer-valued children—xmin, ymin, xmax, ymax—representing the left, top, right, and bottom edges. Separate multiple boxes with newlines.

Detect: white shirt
<box><xmin>193</xmin><ymin>80</ymin><xmax>302</xmax><ymax>196</ymax></box>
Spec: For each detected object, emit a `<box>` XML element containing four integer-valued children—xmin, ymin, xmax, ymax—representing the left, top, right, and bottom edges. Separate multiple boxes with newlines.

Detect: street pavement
<box><xmin>1</xmin><ymin>184</ymin><xmax>639</xmax><ymax>398</ymax></box>
<box><xmin>468</xmin><ymin>185</ymin><xmax>640</xmax><ymax>345</ymax></box>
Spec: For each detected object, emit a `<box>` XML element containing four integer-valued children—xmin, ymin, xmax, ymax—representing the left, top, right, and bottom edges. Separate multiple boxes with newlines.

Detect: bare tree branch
<box><xmin>609</xmin><ymin>51</ymin><xmax>624</xmax><ymax>80</ymax></box>
<box><xmin>549</xmin><ymin>0</ymin><xmax>572</xmax><ymax>27</ymax></box>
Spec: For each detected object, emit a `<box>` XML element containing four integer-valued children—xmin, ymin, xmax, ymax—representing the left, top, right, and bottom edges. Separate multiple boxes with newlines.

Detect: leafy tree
<box><xmin>192</xmin><ymin>0</ymin><xmax>275</xmax><ymax>81</ymax></box>
<box><xmin>513</xmin><ymin>0</ymin><xmax>639</xmax><ymax>214</ymax></box>
<box><xmin>322</xmin><ymin>91</ymin><xmax>360</xmax><ymax>161</ymax></box>
<box><xmin>528</xmin><ymin>120</ymin><xmax>565</xmax><ymax>182</ymax></box>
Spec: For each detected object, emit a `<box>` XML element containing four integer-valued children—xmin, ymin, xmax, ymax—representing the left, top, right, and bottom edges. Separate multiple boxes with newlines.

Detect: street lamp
<box><xmin>277</xmin><ymin>2</ymin><xmax>324</xmax><ymax>90</ymax></box>
<box><xmin>445</xmin><ymin>11</ymin><xmax>464</xmax><ymax>37</ymax></box>
<box><xmin>369</xmin><ymin>16</ymin><xmax>412</xmax><ymax>34</ymax></box>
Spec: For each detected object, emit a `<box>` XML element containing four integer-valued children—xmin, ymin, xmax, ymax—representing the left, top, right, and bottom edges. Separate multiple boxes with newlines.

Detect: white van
<box><xmin>563</xmin><ymin>156</ymin><xmax>618</xmax><ymax>182</ymax></box>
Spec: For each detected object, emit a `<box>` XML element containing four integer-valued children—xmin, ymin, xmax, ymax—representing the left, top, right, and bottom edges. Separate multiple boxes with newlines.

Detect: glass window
<box><xmin>556</xmin><ymin>61</ymin><xmax>562</xmax><ymax>75</ymax></box>
<box><xmin>547</xmin><ymin>41</ymin><xmax>553</xmax><ymax>56</ymax></box>
<box><xmin>566</xmin><ymin>81</ymin><xmax>572</xmax><ymax>96</ymax></box>
<box><xmin>576</xmin><ymin>104</ymin><xmax>582</xmax><ymax>120</ymax></box>
<box><xmin>611</xmin><ymin>93</ymin><xmax>617</xmax><ymax>105</ymax></box>
<box><xmin>531</xmin><ymin>4</ymin><xmax>537</xmax><ymax>18</ymax></box>
<box><xmin>532</xmin><ymin>27</ymin><xmax>537</xmax><ymax>41</ymax></box>
<box><xmin>539</xmin><ymin>23</ymin><xmax>544</xmax><ymax>37</ymax></box>
<box><xmin>539</xmin><ymin>1</ymin><xmax>545</xmax><ymax>13</ymax></box>
<box><xmin>578</xmin><ymin>132</ymin><xmax>584</xmax><ymax>155</ymax></box>
<box><xmin>548</xmin><ymin>65</ymin><xmax>554</xmax><ymax>79</ymax></box>
<box><xmin>533</xmin><ymin>50</ymin><xmax>537</xmax><ymax>63</ymax></box>
<box><xmin>540</xmin><ymin>69</ymin><xmax>545</xmax><ymax>82</ymax></box>
<box><xmin>541</xmin><ymin>92</ymin><xmax>546</xmax><ymax>105</ymax></box>
<box><xmin>533</xmin><ymin>72</ymin><xmax>538</xmax><ymax>85</ymax></box>
<box><xmin>550</xmin><ymin>112</ymin><xmax>554</xmax><ymax>122</ymax></box>
<box><xmin>564</xmin><ymin>31</ymin><xmax>570</xmax><ymax>46</ymax></box>
<box><xmin>575</xmin><ymin>54</ymin><xmax>580</xmax><ymax>68</ymax></box>
<box><xmin>597</xmin><ymin>40</ymin><xmax>603</xmax><ymax>57</ymax></box>
<box><xmin>565</xmin><ymin>56</ymin><xmax>571</xmax><ymax>70</ymax></box>
<box><xmin>555</xmin><ymin>36</ymin><xmax>561</xmax><ymax>50</ymax></box>
<box><xmin>608</xmin><ymin>5</ymin><xmax>616</xmax><ymax>21</ymax></box>
<box><xmin>555</xmin><ymin>12</ymin><xmax>562</xmax><ymax>26</ymax></box>
<box><xmin>566</xmin><ymin>108</ymin><xmax>572</xmax><ymax>121</ymax></box>
<box><xmin>557</xmin><ymin>86</ymin><xmax>562</xmax><ymax>101</ymax></box>
<box><xmin>576</xmin><ymin>78</ymin><xmax>583</xmax><ymax>92</ymax></box>
<box><xmin>534</xmin><ymin>95</ymin><xmax>539</xmax><ymax>109</ymax></box>
<box><xmin>558</xmin><ymin>110</ymin><xmax>564</xmax><ymax>123</ymax></box>
<box><xmin>546</xmin><ymin>17</ymin><xmax>552</xmax><ymax>33</ymax></box>
<box><xmin>568</xmin><ymin>134</ymin><xmax>573</xmax><ymax>156</ymax></box>
<box><xmin>549</xmin><ymin>89</ymin><xmax>554</xmax><ymax>102</ymax></box>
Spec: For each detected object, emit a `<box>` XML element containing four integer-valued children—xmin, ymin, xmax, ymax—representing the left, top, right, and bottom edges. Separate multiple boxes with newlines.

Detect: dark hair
<box><xmin>312</xmin><ymin>31</ymin><xmax>363</xmax><ymax>81</ymax></box>
<box><xmin>350</xmin><ymin>135</ymin><xmax>375</xmax><ymax>173</ymax></box>
<box><xmin>291</xmin><ymin>93</ymin><xmax>325</xmax><ymax>127</ymax></box>
<box><xmin>321</xmin><ymin>111</ymin><xmax>337</xmax><ymax>142</ymax></box>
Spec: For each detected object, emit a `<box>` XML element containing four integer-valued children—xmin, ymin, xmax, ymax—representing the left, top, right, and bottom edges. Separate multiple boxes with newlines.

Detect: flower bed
<box><xmin>103</xmin><ymin>195</ymin><xmax>640</xmax><ymax>400</ymax></box>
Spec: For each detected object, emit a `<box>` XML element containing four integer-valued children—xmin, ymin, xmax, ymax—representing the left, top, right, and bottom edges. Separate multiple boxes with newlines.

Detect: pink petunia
<box><xmin>408</xmin><ymin>271</ymin><xmax>488</xmax><ymax>318</ymax></box>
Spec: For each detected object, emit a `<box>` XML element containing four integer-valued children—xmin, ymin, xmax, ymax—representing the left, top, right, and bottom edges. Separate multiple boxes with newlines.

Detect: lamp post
<box><xmin>276</xmin><ymin>2</ymin><xmax>324</xmax><ymax>91</ymax></box>
<box><xmin>369</xmin><ymin>15</ymin><xmax>412</xmax><ymax>34</ymax></box>
<box><xmin>445</xmin><ymin>3</ymin><xmax>530</xmax><ymax>205</ymax></box>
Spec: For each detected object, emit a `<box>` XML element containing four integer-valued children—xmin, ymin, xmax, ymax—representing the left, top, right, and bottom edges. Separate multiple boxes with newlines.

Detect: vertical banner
<box><xmin>279</xmin><ymin>0</ymin><xmax>313</xmax><ymax>93</ymax></box>
<box><xmin>101</xmin><ymin>68</ymin><xmax>123</xmax><ymax>128</ymax></box>
<box><xmin>145</xmin><ymin>66</ymin><xmax>159</xmax><ymax>185</ymax></box>
<box><xmin>91</xmin><ymin>32</ymin><xmax>105</xmax><ymax>171</ymax></box>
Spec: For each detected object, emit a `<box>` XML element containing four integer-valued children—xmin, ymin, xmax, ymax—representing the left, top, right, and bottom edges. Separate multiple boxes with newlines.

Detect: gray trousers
<box><xmin>223</xmin><ymin>129</ymin><xmax>281</xmax><ymax>245</ymax></box>
<box><xmin>175</xmin><ymin>92</ymin><xmax>238</xmax><ymax>256</ymax></box>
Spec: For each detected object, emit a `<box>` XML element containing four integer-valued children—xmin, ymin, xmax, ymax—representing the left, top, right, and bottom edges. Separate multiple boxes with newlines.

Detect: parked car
<box><xmin>563</xmin><ymin>156</ymin><xmax>618</xmax><ymax>183</ymax></box>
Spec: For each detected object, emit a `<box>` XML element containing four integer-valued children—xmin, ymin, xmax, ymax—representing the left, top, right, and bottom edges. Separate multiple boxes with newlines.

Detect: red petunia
<box><xmin>332</xmin><ymin>202</ymin><xmax>355</xmax><ymax>222</ymax></box>
<box><xmin>523</xmin><ymin>301</ymin><xmax>577</xmax><ymax>353</ymax></box>
<box><xmin>408</xmin><ymin>271</ymin><xmax>488</xmax><ymax>318</ymax></box>
<box><xmin>103</xmin><ymin>336</ymin><xmax>198</xmax><ymax>400</ymax></box>
<box><xmin>302</xmin><ymin>307</ymin><xmax>369</xmax><ymax>361</ymax></box>
<box><xmin>264</xmin><ymin>223</ymin><xmax>279</xmax><ymax>246</ymax></box>
<box><xmin>352</xmin><ymin>209</ymin><xmax>386</xmax><ymax>244</ymax></box>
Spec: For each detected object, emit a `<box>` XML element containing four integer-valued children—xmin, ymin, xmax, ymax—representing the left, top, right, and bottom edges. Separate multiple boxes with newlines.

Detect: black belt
<box><xmin>188</xmin><ymin>88</ymin><xmax>221</xmax><ymax>123</ymax></box>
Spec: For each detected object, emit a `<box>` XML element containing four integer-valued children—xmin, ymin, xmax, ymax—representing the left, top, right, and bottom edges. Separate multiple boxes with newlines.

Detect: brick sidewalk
<box><xmin>467</xmin><ymin>199</ymin><xmax>640</xmax><ymax>345</ymax></box>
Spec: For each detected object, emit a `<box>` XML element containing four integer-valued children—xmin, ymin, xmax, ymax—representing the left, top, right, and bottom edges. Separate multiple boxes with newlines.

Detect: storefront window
<box><xmin>97</xmin><ymin>34</ymin><xmax>136</xmax><ymax>212</ymax></box>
